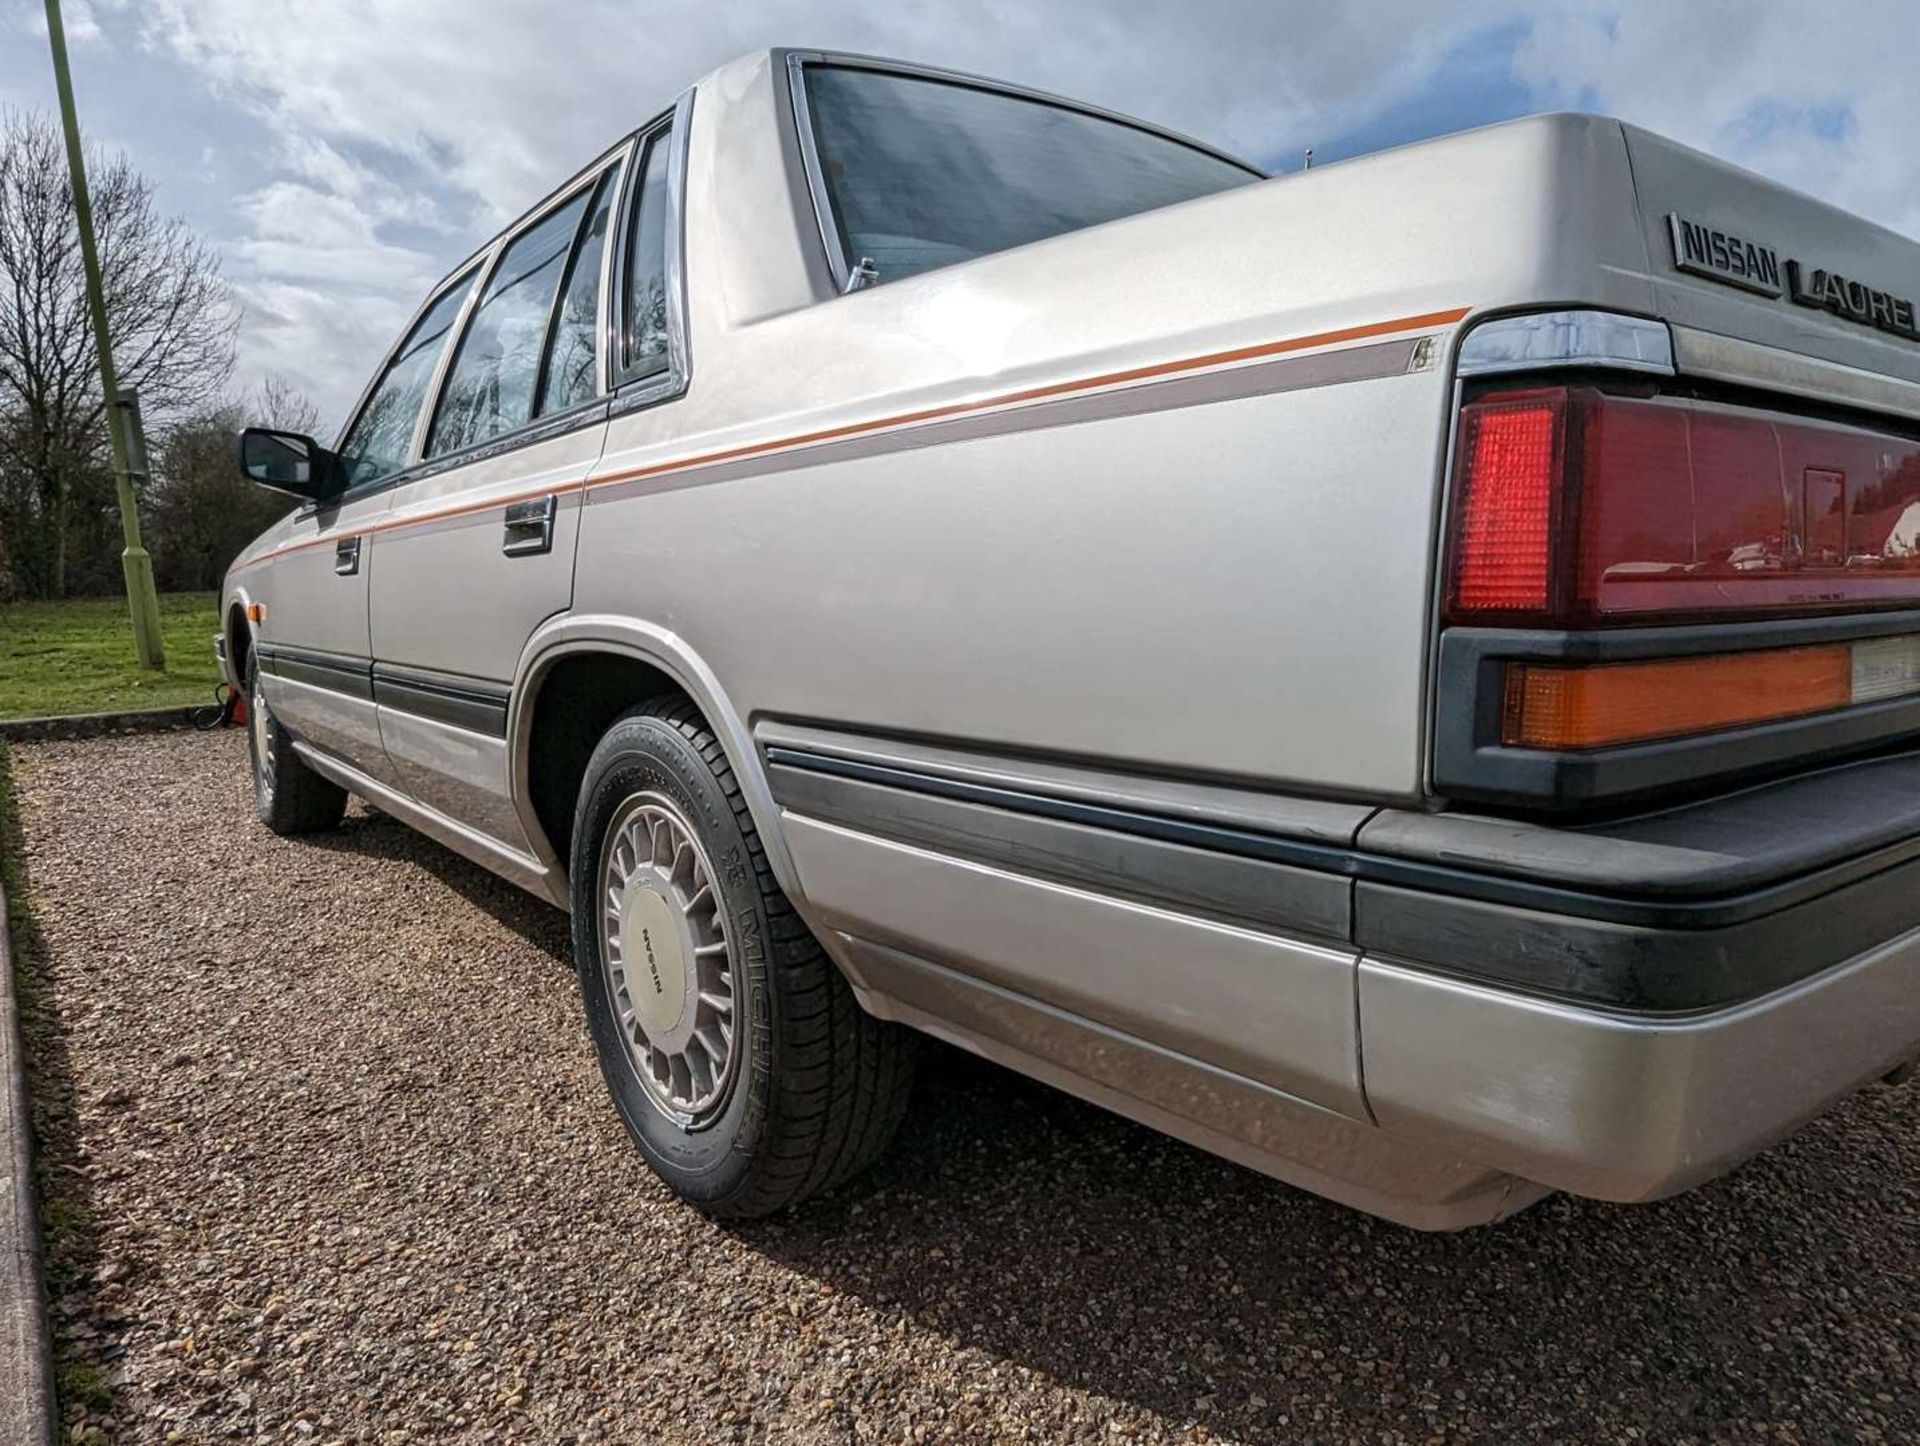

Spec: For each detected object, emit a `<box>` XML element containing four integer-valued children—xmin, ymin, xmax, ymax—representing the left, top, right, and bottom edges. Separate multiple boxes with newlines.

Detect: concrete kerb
<box><xmin>0</xmin><ymin>874</ymin><xmax>56</xmax><ymax>1446</ymax></box>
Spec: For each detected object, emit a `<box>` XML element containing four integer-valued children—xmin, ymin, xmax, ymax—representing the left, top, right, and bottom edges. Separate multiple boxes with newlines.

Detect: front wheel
<box><xmin>570</xmin><ymin>698</ymin><xmax>915</xmax><ymax>1217</ymax></box>
<box><xmin>245</xmin><ymin>654</ymin><xmax>347</xmax><ymax>835</ymax></box>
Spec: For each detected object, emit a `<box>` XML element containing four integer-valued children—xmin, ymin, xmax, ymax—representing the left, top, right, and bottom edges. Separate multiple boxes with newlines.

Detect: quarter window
<box><xmin>337</xmin><ymin>270</ymin><xmax>476</xmax><ymax>486</ymax></box>
<box><xmin>622</xmin><ymin>127</ymin><xmax>673</xmax><ymax>379</ymax></box>
<box><xmin>536</xmin><ymin>170</ymin><xmax>617</xmax><ymax>417</ymax></box>
<box><xmin>429</xmin><ymin>186</ymin><xmax>592</xmax><ymax>456</ymax></box>
<box><xmin>801</xmin><ymin>66</ymin><xmax>1260</xmax><ymax>286</ymax></box>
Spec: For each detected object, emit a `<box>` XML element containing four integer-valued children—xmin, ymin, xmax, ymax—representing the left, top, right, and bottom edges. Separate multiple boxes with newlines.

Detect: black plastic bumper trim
<box><xmin>768</xmin><ymin>761</ymin><xmax>1351</xmax><ymax>943</ymax></box>
<box><xmin>766</xmin><ymin>744</ymin><xmax>1920</xmax><ymax>1014</ymax></box>
<box><xmin>1352</xmin><ymin>852</ymin><xmax>1920</xmax><ymax>1013</ymax></box>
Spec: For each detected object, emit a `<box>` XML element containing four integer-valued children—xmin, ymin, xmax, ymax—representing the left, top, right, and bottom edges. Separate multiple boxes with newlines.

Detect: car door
<box><xmin>254</xmin><ymin>271</ymin><xmax>478</xmax><ymax>785</ymax></box>
<box><xmin>367</xmin><ymin>149</ymin><xmax>628</xmax><ymax>850</ymax></box>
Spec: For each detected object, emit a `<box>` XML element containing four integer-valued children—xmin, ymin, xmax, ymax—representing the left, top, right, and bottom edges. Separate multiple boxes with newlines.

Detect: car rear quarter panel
<box><xmin>572</xmin><ymin>80</ymin><xmax>1652</xmax><ymax>801</ymax></box>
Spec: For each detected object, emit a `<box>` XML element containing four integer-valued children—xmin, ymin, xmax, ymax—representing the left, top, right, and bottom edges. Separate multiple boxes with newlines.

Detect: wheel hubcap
<box><xmin>597</xmin><ymin>792</ymin><xmax>737</xmax><ymax>1126</ymax></box>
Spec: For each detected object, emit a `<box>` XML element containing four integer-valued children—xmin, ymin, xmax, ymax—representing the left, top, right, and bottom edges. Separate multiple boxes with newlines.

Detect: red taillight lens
<box><xmin>1449</xmin><ymin>393</ymin><xmax>1564</xmax><ymax>613</ymax></box>
<box><xmin>1446</xmin><ymin>385</ymin><xmax>1920</xmax><ymax>626</ymax></box>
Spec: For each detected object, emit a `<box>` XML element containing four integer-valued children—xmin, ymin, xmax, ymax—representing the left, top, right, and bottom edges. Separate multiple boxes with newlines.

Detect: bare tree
<box><xmin>253</xmin><ymin>373</ymin><xmax>323</xmax><ymax>438</ymax></box>
<box><xmin>146</xmin><ymin>376</ymin><xmax>320</xmax><ymax>593</ymax></box>
<box><xmin>0</xmin><ymin>106</ymin><xmax>237</xmax><ymax>597</ymax></box>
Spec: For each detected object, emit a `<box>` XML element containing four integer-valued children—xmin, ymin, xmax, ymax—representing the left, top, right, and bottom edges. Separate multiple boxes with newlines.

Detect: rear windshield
<box><xmin>801</xmin><ymin>65</ymin><xmax>1262</xmax><ymax>286</ymax></box>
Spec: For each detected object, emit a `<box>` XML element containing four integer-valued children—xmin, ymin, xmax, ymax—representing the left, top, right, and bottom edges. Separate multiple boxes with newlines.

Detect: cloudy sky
<box><xmin>2</xmin><ymin>0</ymin><xmax>1916</xmax><ymax>431</ymax></box>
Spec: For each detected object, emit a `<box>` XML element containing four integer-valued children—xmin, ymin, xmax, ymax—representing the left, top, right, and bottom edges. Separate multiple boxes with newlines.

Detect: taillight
<box><xmin>1450</xmin><ymin>393</ymin><xmax>1563</xmax><ymax>613</ymax></box>
<box><xmin>1446</xmin><ymin>385</ymin><xmax>1920</xmax><ymax>627</ymax></box>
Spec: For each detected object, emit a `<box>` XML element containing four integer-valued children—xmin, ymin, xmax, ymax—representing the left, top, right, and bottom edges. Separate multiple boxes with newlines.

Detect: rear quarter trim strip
<box><xmin>768</xmin><ymin>758</ymin><xmax>1351</xmax><ymax>942</ymax></box>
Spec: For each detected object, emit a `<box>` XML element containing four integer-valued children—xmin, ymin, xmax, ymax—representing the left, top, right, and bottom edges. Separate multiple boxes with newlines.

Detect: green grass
<box><xmin>0</xmin><ymin>592</ymin><xmax>223</xmax><ymax>719</ymax></box>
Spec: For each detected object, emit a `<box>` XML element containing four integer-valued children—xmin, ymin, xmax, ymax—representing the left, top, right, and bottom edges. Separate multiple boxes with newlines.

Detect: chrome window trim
<box><xmin>608</xmin><ymin>89</ymin><xmax>695</xmax><ymax>418</ymax></box>
<box><xmin>530</xmin><ymin>166</ymin><xmax>620</xmax><ymax>419</ymax></box>
<box><xmin>1455</xmin><ymin>309</ymin><xmax>1676</xmax><ymax>379</ymax></box>
<box><xmin>596</xmin><ymin>133</ymin><xmax>643</xmax><ymax>401</ymax></box>
<box><xmin>329</xmin><ymin>131</ymin><xmax>638</xmax><ymax>471</ymax></box>
<box><xmin>328</xmin><ymin>261</ymin><xmax>485</xmax><ymax>493</ymax></box>
<box><xmin>782</xmin><ymin>49</ymin><xmax>1265</xmax><ymax>296</ymax></box>
<box><xmin>421</xmin><ymin>159</ymin><xmax>623</xmax><ymax>462</ymax></box>
<box><xmin>405</xmin><ymin>252</ymin><xmax>495</xmax><ymax>466</ymax></box>
<box><xmin>297</xmin><ymin>398</ymin><xmax>612</xmax><ymax>519</ymax></box>
<box><xmin>392</xmin><ymin>397</ymin><xmax>612</xmax><ymax>485</ymax></box>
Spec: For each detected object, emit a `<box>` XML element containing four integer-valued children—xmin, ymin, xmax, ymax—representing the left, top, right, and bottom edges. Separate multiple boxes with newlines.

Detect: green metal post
<box><xmin>43</xmin><ymin>0</ymin><xmax>165</xmax><ymax>668</ymax></box>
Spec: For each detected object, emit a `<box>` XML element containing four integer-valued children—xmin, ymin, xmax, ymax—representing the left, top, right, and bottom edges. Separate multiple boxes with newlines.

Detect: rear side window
<box><xmin>429</xmin><ymin>185</ymin><xmax>593</xmax><ymax>456</ymax></box>
<box><xmin>801</xmin><ymin>66</ymin><xmax>1260</xmax><ymax>285</ymax></box>
<box><xmin>337</xmin><ymin>270</ymin><xmax>476</xmax><ymax>486</ymax></box>
<box><xmin>536</xmin><ymin>170</ymin><xmax>617</xmax><ymax>416</ymax></box>
<box><xmin>622</xmin><ymin>126</ymin><xmax>673</xmax><ymax>380</ymax></box>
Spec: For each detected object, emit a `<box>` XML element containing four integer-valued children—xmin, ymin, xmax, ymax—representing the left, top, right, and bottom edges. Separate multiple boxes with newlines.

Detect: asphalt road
<box><xmin>9</xmin><ymin>731</ymin><xmax>1918</xmax><ymax>1442</ymax></box>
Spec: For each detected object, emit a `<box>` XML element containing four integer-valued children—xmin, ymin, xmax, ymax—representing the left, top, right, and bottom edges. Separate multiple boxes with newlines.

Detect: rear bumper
<box><xmin>1360</xmin><ymin>926</ymin><xmax>1920</xmax><ymax>1201</ymax></box>
<box><xmin>762</xmin><ymin>724</ymin><xmax>1920</xmax><ymax>1218</ymax></box>
<box><xmin>1356</xmin><ymin>750</ymin><xmax>1920</xmax><ymax>1199</ymax></box>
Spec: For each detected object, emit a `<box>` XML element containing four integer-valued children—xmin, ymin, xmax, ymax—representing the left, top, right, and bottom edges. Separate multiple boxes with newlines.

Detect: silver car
<box><xmin>223</xmin><ymin>49</ymin><xmax>1920</xmax><ymax>1228</ymax></box>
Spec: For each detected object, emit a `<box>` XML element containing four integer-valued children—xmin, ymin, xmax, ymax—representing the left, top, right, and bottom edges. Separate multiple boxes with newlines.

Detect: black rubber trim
<box><xmin>253</xmin><ymin>646</ymin><xmax>508</xmax><ymax>737</ymax></box>
<box><xmin>767</xmin><ymin>748</ymin><xmax>1359</xmax><ymax>874</ymax></box>
<box><xmin>768</xmin><ymin>745</ymin><xmax>1888</xmax><ymax>924</ymax></box>
<box><xmin>1353</xmin><ymin>852</ymin><xmax>1920</xmax><ymax>1013</ymax></box>
<box><xmin>370</xmin><ymin>663</ymin><xmax>510</xmax><ymax>738</ymax></box>
<box><xmin>1435</xmin><ymin>610</ymin><xmax>1920</xmax><ymax>808</ymax></box>
<box><xmin>254</xmin><ymin>643</ymin><xmax>373</xmax><ymax>701</ymax></box>
<box><xmin>768</xmin><ymin>761</ymin><xmax>1351</xmax><ymax>942</ymax></box>
<box><xmin>1362</xmin><ymin>745</ymin><xmax>1920</xmax><ymax>900</ymax></box>
<box><xmin>766</xmin><ymin>744</ymin><xmax>1920</xmax><ymax>1013</ymax></box>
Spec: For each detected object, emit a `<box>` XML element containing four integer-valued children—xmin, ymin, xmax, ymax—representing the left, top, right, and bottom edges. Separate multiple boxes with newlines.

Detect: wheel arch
<box><xmin>222</xmin><ymin>584</ymin><xmax>258</xmax><ymax>690</ymax></box>
<box><xmin>508</xmin><ymin>615</ymin><xmax>805</xmax><ymax>905</ymax></box>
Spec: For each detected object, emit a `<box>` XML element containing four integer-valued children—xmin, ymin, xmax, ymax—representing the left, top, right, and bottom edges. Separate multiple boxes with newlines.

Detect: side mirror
<box><xmin>235</xmin><ymin>427</ymin><xmax>348</xmax><ymax>502</ymax></box>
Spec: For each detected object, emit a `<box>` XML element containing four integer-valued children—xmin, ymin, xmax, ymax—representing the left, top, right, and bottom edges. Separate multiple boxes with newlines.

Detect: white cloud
<box><xmin>140</xmin><ymin>0</ymin><xmax>1524</xmax><ymax>221</ymax></box>
<box><xmin>1513</xmin><ymin>0</ymin><xmax>1920</xmax><ymax>239</ymax></box>
<box><xmin>129</xmin><ymin>0</ymin><xmax>1536</xmax><ymax>422</ymax></box>
<box><xmin>74</xmin><ymin>0</ymin><xmax>1920</xmax><ymax>425</ymax></box>
<box><xmin>14</xmin><ymin>0</ymin><xmax>102</xmax><ymax>45</ymax></box>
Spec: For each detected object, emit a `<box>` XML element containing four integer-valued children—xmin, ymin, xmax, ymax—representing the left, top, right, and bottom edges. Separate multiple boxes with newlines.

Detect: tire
<box><xmin>245</xmin><ymin>652</ymin><xmax>348</xmax><ymax>835</ymax></box>
<box><xmin>570</xmin><ymin>697</ymin><xmax>915</xmax><ymax>1217</ymax></box>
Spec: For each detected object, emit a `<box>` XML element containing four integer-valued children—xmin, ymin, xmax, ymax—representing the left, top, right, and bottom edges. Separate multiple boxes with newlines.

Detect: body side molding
<box><xmin>371</xmin><ymin>662</ymin><xmax>512</xmax><ymax>739</ymax></box>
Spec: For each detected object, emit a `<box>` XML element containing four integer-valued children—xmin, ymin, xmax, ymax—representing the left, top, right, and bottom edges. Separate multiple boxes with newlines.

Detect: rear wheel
<box><xmin>245</xmin><ymin>654</ymin><xmax>347</xmax><ymax>835</ymax></box>
<box><xmin>570</xmin><ymin>697</ymin><xmax>915</xmax><ymax>1217</ymax></box>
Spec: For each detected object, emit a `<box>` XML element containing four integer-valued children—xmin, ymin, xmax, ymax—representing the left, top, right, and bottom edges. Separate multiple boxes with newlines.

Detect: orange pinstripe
<box><xmin>231</xmin><ymin>305</ymin><xmax>1468</xmax><ymax>574</ymax></box>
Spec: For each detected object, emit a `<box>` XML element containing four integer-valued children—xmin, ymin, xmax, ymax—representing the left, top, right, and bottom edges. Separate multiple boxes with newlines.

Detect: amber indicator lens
<box><xmin>1498</xmin><ymin>639</ymin><xmax>1920</xmax><ymax>750</ymax></box>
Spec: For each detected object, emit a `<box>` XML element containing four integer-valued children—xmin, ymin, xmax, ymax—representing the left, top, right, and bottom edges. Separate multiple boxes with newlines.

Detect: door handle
<box><xmin>502</xmin><ymin>495</ymin><xmax>557</xmax><ymax>557</ymax></box>
<box><xmin>334</xmin><ymin>536</ymin><xmax>361</xmax><ymax>576</ymax></box>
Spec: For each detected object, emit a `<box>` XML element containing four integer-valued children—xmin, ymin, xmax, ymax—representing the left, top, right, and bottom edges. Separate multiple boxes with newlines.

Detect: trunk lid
<box><xmin>1623</xmin><ymin>123</ymin><xmax>1920</xmax><ymax>394</ymax></box>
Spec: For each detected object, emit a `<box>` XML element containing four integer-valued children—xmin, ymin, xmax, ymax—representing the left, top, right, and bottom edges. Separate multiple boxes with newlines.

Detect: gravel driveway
<box><xmin>7</xmin><ymin>731</ymin><xmax>1918</xmax><ymax>1442</ymax></box>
